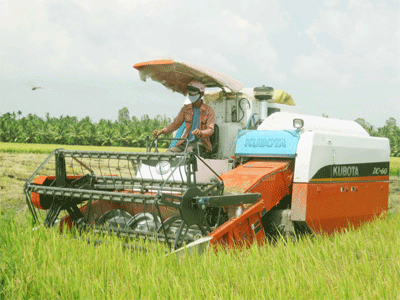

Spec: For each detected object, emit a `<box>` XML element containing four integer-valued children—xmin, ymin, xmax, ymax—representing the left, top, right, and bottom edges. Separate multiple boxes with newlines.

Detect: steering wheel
<box><xmin>147</xmin><ymin>137</ymin><xmax>190</xmax><ymax>153</ymax></box>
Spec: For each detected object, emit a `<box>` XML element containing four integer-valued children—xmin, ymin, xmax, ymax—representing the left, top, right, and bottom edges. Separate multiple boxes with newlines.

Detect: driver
<box><xmin>152</xmin><ymin>81</ymin><xmax>215</xmax><ymax>154</ymax></box>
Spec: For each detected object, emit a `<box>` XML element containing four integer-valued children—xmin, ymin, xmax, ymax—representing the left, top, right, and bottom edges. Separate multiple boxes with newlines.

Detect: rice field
<box><xmin>1</xmin><ymin>210</ymin><xmax>399</xmax><ymax>299</ymax></box>
<box><xmin>0</xmin><ymin>142</ymin><xmax>148</xmax><ymax>154</ymax></box>
<box><xmin>1</xmin><ymin>143</ymin><xmax>399</xmax><ymax>299</ymax></box>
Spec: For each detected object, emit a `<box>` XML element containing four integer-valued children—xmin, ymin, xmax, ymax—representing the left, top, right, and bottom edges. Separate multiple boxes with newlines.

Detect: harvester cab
<box><xmin>133</xmin><ymin>59</ymin><xmax>303</xmax><ymax>161</ymax></box>
<box><xmin>132</xmin><ymin>59</ymin><xmax>302</xmax><ymax>184</ymax></box>
<box><xmin>24</xmin><ymin>59</ymin><xmax>390</xmax><ymax>253</ymax></box>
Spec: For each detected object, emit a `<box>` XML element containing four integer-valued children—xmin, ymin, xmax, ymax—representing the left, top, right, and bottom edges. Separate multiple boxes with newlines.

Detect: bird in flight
<box><xmin>24</xmin><ymin>82</ymin><xmax>43</xmax><ymax>90</ymax></box>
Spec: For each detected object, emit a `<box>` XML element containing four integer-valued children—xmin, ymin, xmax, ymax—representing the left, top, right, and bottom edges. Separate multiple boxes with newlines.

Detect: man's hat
<box><xmin>187</xmin><ymin>81</ymin><xmax>205</xmax><ymax>94</ymax></box>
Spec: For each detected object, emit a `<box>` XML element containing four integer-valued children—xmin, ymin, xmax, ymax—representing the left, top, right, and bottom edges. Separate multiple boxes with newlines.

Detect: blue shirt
<box><xmin>187</xmin><ymin>106</ymin><xmax>201</xmax><ymax>142</ymax></box>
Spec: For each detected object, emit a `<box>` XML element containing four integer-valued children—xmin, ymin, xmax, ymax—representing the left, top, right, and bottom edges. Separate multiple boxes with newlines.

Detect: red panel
<box><xmin>209</xmin><ymin>160</ymin><xmax>294</xmax><ymax>247</ymax></box>
<box><xmin>31</xmin><ymin>192</ymin><xmax>44</xmax><ymax>210</ymax></box>
<box><xmin>33</xmin><ymin>175</ymin><xmax>55</xmax><ymax>185</ymax></box>
<box><xmin>31</xmin><ymin>175</ymin><xmax>83</xmax><ymax>210</ymax></box>
<box><xmin>220</xmin><ymin>160</ymin><xmax>293</xmax><ymax>194</ymax></box>
<box><xmin>292</xmin><ymin>182</ymin><xmax>389</xmax><ymax>234</ymax></box>
<box><xmin>209</xmin><ymin>201</ymin><xmax>265</xmax><ymax>247</ymax></box>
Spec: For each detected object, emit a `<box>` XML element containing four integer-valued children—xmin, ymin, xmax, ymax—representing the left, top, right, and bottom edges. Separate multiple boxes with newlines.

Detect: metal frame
<box><xmin>24</xmin><ymin>147</ymin><xmax>226</xmax><ymax>249</ymax></box>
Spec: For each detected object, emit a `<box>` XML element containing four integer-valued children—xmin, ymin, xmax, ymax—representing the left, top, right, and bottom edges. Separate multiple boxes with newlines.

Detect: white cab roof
<box><xmin>258</xmin><ymin>112</ymin><xmax>369</xmax><ymax>137</ymax></box>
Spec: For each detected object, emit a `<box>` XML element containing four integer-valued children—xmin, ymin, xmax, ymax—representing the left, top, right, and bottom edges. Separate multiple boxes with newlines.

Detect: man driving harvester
<box><xmin>152</xmin><ymin>81</ymin><xmax>215</xmax><ymax>155</ymax></box>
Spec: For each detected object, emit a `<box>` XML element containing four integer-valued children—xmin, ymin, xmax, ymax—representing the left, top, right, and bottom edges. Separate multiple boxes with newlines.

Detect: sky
<box><xmin>0</xmin><ymin>0</ymin><xmax>399</xmax><ymax>127</ymax></box>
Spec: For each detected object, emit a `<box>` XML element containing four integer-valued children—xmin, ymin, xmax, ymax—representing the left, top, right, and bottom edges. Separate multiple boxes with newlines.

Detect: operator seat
<box><xmin>201</xmin><ymin>124</ymin><xmax>219</xmax><ymax>158</ymax></box>
<box><xmin>209</xmin><ymin>124</ymin><xmax>219</xmax><ymax>155</ymax></box>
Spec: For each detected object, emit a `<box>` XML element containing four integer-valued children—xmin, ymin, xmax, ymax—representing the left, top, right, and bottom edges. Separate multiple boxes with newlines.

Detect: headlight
<box><xmin>155</xmin><ymin>161</ymin><xmax>171</xmax><ymax>175</ymax></box>
<box><xmin>293</xmin><ymin>118</ymin><xmax>304</xmax><ymax>130</ymax></box>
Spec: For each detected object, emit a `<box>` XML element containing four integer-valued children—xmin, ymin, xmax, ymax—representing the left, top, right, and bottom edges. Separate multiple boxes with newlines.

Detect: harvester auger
<box><xmin>24</xmin><ymin>58</ymin><xmax>390</xmax><ymax>253</ymax></box>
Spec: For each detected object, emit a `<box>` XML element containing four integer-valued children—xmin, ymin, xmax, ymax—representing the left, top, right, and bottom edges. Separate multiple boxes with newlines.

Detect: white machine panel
<box><xmin>215</xmin><ymin>123</ymin><xmax>243</xmax><ymax>159</ymax></box>
<box><xmin>136</xmin><ymin>157</ymin><xmax>230</xmax><ymax>184</ymax></box>
<box><xmin>294</xmin><ymin>131</ymin><xmax>390</xmax><ymax>182</ymax></box>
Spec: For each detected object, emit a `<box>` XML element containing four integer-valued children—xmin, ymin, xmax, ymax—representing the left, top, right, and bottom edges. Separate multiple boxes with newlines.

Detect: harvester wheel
<box><xmin>156</xmin><ymin>216</ymin><xmax>203</xmax><ymax>248</ymax></box>
<box><xmin>128</xmin><ymin>212</ymin><xmax>161</xmax><ymax>233</ymax></box>
<box><xmin>157</xmin><ymin>215</ymin><xmax>181</xmax><ymax>232</ymax></box>
<box><xmin>97</xmin><ymin>209</ymin><xmax>133</xmax><ymax>229</ymax></box>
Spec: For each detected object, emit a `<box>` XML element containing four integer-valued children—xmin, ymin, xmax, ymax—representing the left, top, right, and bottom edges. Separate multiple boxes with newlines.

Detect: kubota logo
<box><xmin>333</xmin><ymin>166</ymin><xmax>359</xmax><ymax>177</ymax></box>
<box><xmin>244</xmin><ymin>138</ymin><xmax>286</xmax><ymax>148</ymax></box>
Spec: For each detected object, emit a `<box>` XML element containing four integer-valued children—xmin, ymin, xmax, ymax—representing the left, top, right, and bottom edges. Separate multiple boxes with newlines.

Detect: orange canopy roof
<box><xmin>133</xmin><ymin>59</ymin><xmax>243</xmax><ymax>96</ymax></box>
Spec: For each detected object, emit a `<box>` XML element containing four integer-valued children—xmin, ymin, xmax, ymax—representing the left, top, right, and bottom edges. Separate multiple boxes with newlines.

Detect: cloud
<box><xmin>70</xmin><ymin>0</ymin><xmax>174</xmax><ymax>17</ymax></box>
<box><xmin>80</xmin><ymin>56</ymin><xmax>98</xmax><ymax>71</ymax></box>
<box><xmin>1</xmin><ymin>0</ymin><xmax>148</xmax><ymax>79</ymax></box>
<box><xmin>292</xmin><ymin>47</ymin><xmax>354</xmax><ymax>87</ymax></box>
<box><xmin>192</xmin><ymin>10</ymin><xmax>263</xmax><ymax>46</ymax></box>
<box><xmin>183</xmin><ymin>8</ymin><xmax>287</xmax><ymax>81</ymax></box>
<box><xmin>218</xmin><ymin>11</ymin><xmax>263</xmax><ymax>44</ymax></box>
<box><xmin>222</xmin><ymin>10</ymin><xmax>262</xmax><ymax>33</ymax></box>
<box><xmin>187</xmin><ymin>48</ymin><xmax>204</xmax><ymax>56</ymax></box>
<box><xmin>212</xmin><ymin>53</ymin><xmax>238</xmax><ymax>74</ymax></box>
<box><xmin>294</xmin><ymin>0</ymin><xmax>399</xmax><ymax>85</ymax></box>
<box><xmin>324</xmin><ymin>0</ymin><xmax>340</xmax><ymax>8</ymax></box>
<box><xmin>303</xmin><ymin>1</ymin><xmax>398</xmax><ymax>53</ymax></box>
<box><xmin>0</xmin><ymin>1</ymin><xmax>75</xmax><ymax>77</ymax></box>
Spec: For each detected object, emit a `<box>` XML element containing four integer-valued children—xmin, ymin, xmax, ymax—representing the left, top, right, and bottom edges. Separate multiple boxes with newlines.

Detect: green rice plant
<box><xmin>390</xmin><ymin>157</ymin><xmax>400</xmax><ymax>177</ymax></box>
<box><xmin>1</xmin><ymin>211</ymin><xmax>399</xmax><ymax>299</ymax></box>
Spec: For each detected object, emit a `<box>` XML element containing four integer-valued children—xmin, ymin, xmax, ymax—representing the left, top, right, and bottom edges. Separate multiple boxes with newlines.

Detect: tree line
<box><xmin>355</xmin><ymin>117</ymin><xmax>400</xmax><ymax>157</ymax></box>
<box><xmin>0</xmin><ymin>108</ymin><xmax>171</xmax><ymax>148</ymax></box>
<box><xmin>0</xmin><ymin>109</ymin><xmax>399</xmax><ymax>156</ymax></box>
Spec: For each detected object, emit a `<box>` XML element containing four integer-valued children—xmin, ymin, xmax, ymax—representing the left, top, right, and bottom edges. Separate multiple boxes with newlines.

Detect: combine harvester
<box><xmin>24</xmin><ymin>59</ymin><xmax>390</xmax><ymax>253</ymax></box>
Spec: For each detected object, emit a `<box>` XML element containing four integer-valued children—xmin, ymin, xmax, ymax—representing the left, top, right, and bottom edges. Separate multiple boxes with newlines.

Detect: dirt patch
<box><xmin>0</xmin><ymin>152</ymin><xmax>49</xmax><ymax>210</ymax></box>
